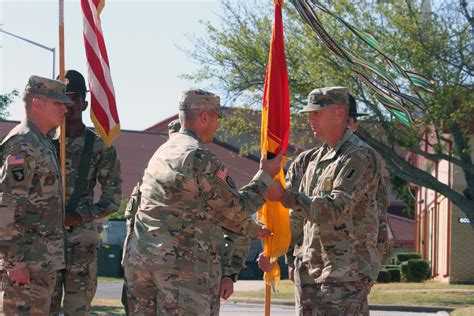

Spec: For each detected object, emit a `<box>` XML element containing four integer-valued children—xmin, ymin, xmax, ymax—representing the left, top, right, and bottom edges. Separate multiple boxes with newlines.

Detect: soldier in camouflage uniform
<box><xmin>122</xmin><ymin>89</ymin><xmax>281</xmax><ymax>315</ymax></box>
<box><xmin>267</xmin><ymin>87</ymin><xmax>386</xmax><ymax>315</ymax></box>
<box><xmin>347</xmin><ymin>95</ymin><xmax>390</xmax><ymax>263</ymax></box>
<box><xmin>49</xmin><ymin>70</ymin><xmax>122</xmax><ymax>315</ymax></box>
<box><xmin>166</xmin><ymin>119</ymin><xmax>252</xmax><ymax>316</ymax></box>
<box><xmin>259</xmin><ymin>92</ymin><xmax>390</xmax><ymax>315</ymax></box>
<box><xmin>0</xmin><ymin>76</ymin><xmax>71</xmax><ymax>314</ymax></box>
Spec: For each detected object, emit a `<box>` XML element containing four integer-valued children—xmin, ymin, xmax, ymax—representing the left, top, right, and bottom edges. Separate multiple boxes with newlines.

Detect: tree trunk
<box><xmin>357</xmin><ymin>127</ymin><xmax>474</xmax><ymax>229</ymax></box>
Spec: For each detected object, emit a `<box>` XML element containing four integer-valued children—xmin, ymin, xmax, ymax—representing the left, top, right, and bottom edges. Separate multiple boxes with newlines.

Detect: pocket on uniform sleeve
<box><xmin>0</xmin><ymin>197</ymin><xmax>14</xmax><ymax>242</ymax></box>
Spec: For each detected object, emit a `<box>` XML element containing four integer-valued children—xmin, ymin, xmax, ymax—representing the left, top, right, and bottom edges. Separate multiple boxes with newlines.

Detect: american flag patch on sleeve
<box><xmin>6</xmin><ymin>154</ymin><xmax>25</xmax><ymax>166</ymax></box>
<box><xmin>215</xmin><ymin>164</ymin><xmax>228</xmax><ymax>181</ymax></box>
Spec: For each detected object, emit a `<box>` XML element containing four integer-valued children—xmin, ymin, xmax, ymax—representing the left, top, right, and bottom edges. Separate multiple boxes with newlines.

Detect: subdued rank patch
<box><xmin>226</xmin><ymin>176</ymin><xmax>236</xmax><ymax>189</ymax></box>
<box><xmin>12</xmin><ymin>169</ymin><xmax>25</xmax><ymax>182</ymax></box>
<box><xmin>322</xmin><ymin>178</ymin><xmax>332</xmax><ymax>191</ymax></box>
<box><xmin>345</xmin><ymin>168</ymin><xmax>357</xmax><ymax>180</ymax></box>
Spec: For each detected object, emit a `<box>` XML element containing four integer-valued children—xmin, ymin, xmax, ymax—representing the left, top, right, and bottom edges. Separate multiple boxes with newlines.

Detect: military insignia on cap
<box><xmin>12</xmin><ymin>169</ymin><xmax>25</xmax><ymax>182</ymax></box>
<box><xmin>226</xmin><ymin>176</ymin><xmax>236</xmax><ymax>189</ymax></box>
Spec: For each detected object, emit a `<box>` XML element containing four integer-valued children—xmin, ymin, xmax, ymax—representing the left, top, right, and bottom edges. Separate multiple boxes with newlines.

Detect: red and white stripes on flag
<box><xmin>81</xmin><ymin>0</ymin><xmax>120</xmax><ymax>146</ymax></box>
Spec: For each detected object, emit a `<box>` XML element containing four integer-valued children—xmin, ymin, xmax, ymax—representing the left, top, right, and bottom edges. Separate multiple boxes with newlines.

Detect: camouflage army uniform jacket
<box><xmin>0</xmin><ymin>120</ymin><xmax>65</xmax><ymax>272</ymax></box>
<box><xmin>284</xmin><ymin>147</ymin><xmax>321</xmax><ymax>270</ymax></box>
<box><xmin>64</xmin><ymin>127</ymin><xmax>122</xmax><ymax>246</ymax></box>
<box><xmin>123</xmin><ymin>128</ymin><xmax>273</xmax><ymax>275</ymax></box>
<box><xmin>283</xmin><ymin>129</ymin><xmax>383</xmax><ymax>283</ymax></box>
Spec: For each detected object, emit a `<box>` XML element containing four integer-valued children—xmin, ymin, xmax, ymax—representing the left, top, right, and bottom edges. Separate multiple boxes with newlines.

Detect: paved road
<box><xmin>97</xmin><ymin>281</ymin><xmax>123</xmax><ymax>300</ymax></box>
<box><xmin>219</xmin><ymin>303</ymin><xmax>445</xmax><ymax>315</ymax></box>
<box><xmin>96</xmin><ymin>282</ymin><xmax>449</xmax><ymax>315</ymax></box>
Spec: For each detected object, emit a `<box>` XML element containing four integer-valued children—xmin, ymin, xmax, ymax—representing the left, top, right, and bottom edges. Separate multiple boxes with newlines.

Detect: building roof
<box><xmin>387</xmin><ymin>213</ymin><xmax>415</xmax><ymax>243</ymax></box>
<box><xmin>0</xmin><ymin>119</ymin><xmax>259</xmax><ymax>197</ymax></box>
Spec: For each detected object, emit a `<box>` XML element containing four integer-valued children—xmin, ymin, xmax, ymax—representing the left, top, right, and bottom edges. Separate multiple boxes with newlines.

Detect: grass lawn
<box><xmin>91</xmin><ymin>299</ymin><xmax>126</xmax><ymax>315</ymax></box>
<box><xmin>233</xmin><ymin>280</ymin><xmax>474</xmax><ymax>308</ymax></box>
<box><xmin>451</xmin><ymin>307</ymin><xmax>474</xmax><ymax>316</ymax></box>
<box><xmin>97</xmin><ymin>276</ymin><xmax>124</xmax><ymax>283</ymax></box>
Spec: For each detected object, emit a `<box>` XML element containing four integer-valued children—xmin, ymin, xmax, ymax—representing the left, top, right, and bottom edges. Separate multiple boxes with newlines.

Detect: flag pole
<box><xmin>265</xmin><ymin>284</ymin><xmax>271</xmax><ymax>316</ymax></box>
<box><xmin>59</xmin><ymin>0</ymin><xmax>66</xmax><ymax>200</ymax></box>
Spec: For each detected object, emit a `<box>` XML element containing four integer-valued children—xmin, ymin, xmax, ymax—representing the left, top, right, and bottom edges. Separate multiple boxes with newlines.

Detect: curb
<box><xmin>227</xmin><ymin>297</ymin><xmax>294</xmax><ymax>306</ymax></box>
<box><xmin>227</xmin><ymin>298</ymin><xmax>455</xmax><ymax>313</ymax></box>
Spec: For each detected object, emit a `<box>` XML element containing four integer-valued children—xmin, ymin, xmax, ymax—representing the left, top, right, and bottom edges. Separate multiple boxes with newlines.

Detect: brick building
<box><xmin>414</xmin><ymin>132</ymin><xmax>474</xmax><ymax>283</ymax></box>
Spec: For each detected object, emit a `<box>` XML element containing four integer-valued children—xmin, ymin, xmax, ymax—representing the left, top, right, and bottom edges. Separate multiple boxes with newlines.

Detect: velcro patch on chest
<box><xmin>322</xmin><ymin>178</ymin><xmax>333</xmax><ymax>191</ymax></box>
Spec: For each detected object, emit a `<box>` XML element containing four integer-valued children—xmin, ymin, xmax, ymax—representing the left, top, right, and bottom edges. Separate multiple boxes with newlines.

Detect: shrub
<box><xmin>382</xmin><ymin>265</ymin><xmax>400</xmax><ymax>270</ymax></box>
<box><xmin>401</xmin><ymin>262</ymin><xmax>409</xmax><ymax>279</ymax></box>
<box><xmin>402</xmin><ymin>259</ymin><xmax>431</xmax><ymax>282</ymax></box>
<box><xmin>394</xmin><ymin>252</ymin><xmax>422</xmax><ymax>265</ymax></box>
<box><xmin>377</xmin><ymin>270</ymin><xmax>391</xmax><ymax>283</ymax></box>
<box><xmin>387</xmin><ymin>268</ymin><xmax>401</xmax><ymax>282</ymax></box>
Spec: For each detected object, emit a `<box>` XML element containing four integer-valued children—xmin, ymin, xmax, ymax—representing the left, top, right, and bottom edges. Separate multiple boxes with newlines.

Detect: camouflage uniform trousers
<box><xmin>124</xmin><ymin>246</ymin><xmax>217</xmax><ymax>316</ymax></box>
<box><xmin>293</xmin><ymin>258</ymin><xmax>319</xmax><ymax>316</ymax></box>
<box><xmin>312</xmin><ymin>278</ymin><xmax>374</xmax><ymax>316</ymax></box>
<box><xmin>2</xmin><ymin>269</ymin><xmax>61</xmax><ymax>315</ymax></box>
<box><xmin>209</xmin><ymin>257</ymin><xmax>222</xmax><ymax>316</ymax></box>
<box><xmin>50</xmin><ymin>241</ymin><xmax>98</xmax><ymax>315</ymax></box>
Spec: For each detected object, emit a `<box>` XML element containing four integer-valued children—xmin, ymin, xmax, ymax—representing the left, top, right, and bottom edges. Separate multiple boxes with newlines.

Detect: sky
<box><xmin>0</xmin><ymin>0</ymin><xmax>223</xmax><ymax>131</ymax></box>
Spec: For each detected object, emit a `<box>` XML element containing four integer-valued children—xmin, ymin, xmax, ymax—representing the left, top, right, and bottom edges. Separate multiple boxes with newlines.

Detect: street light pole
<box><xmin>0</xmin><ymin>27</ymin><xmax>56</xmax><ymax>79</ymax></box>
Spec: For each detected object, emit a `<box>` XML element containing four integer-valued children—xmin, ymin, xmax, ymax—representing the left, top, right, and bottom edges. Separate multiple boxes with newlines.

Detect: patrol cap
<box><xmin>348</xmin><ymin>94</ymin><xmax>368</xmax><ymax>118</ymax></box>
<box><xmin>178</xmin><ymin>88</ymin><xmax>222</xmax><ymax>117</ymax></box>
<box><xmin>64</xmin><ymin>70</ymin><xmax>88</xmax><ymax>94</ymax></box>
<box><xmin>300</xmin><ymin>86</ymin><xmax>350</xmax><ymax>113</ymax></box>
<box><xmin>24</xmin><ymin>75</ymin><xmax>73</xmax><ymax>104</ymax></box>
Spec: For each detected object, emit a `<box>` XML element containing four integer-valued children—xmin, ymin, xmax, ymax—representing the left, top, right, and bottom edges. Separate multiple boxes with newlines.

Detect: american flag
<box><xmin>215</xmin><ymin>164</ymin><xmax>228</xmax><ymax>181</ymax></box>
<box><xmin>81</xmin><ymin>0</ymin><xmax>120</xmax><ymax>146</ymax></box>
<box><xmin>7</xmin><ymin>154</ymin><xmax>24</xmax><ymax>166</ymax></box>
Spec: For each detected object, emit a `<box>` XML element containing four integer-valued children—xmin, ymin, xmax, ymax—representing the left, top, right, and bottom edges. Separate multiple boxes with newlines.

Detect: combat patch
<box><xmin>226</xmin><ymin>176</ymin><xmax>236</xmax><ymax>189</ymax></box>
<box><xmin>11</xmin><ymin>170</ymin><xmax>25</xmax><ymax>182</ymax></box>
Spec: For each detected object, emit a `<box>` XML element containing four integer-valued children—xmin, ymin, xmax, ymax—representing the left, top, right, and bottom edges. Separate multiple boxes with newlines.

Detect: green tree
<box><xmin>183</xmin><ymin>0</ymin><xmax>474</xmax><ymax>226</ymax></box>
<box><xmin>0</xmin><ymin>90</ymin><xmax>18</xmax><ymax>120</ymax></box>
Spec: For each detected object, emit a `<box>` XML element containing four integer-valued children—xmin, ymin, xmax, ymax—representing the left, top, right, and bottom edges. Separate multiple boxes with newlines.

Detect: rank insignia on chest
<box><xmin>322</xmin><ymin>178</ymin><xmax>332</xmax><ymax>191</ymax></box>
